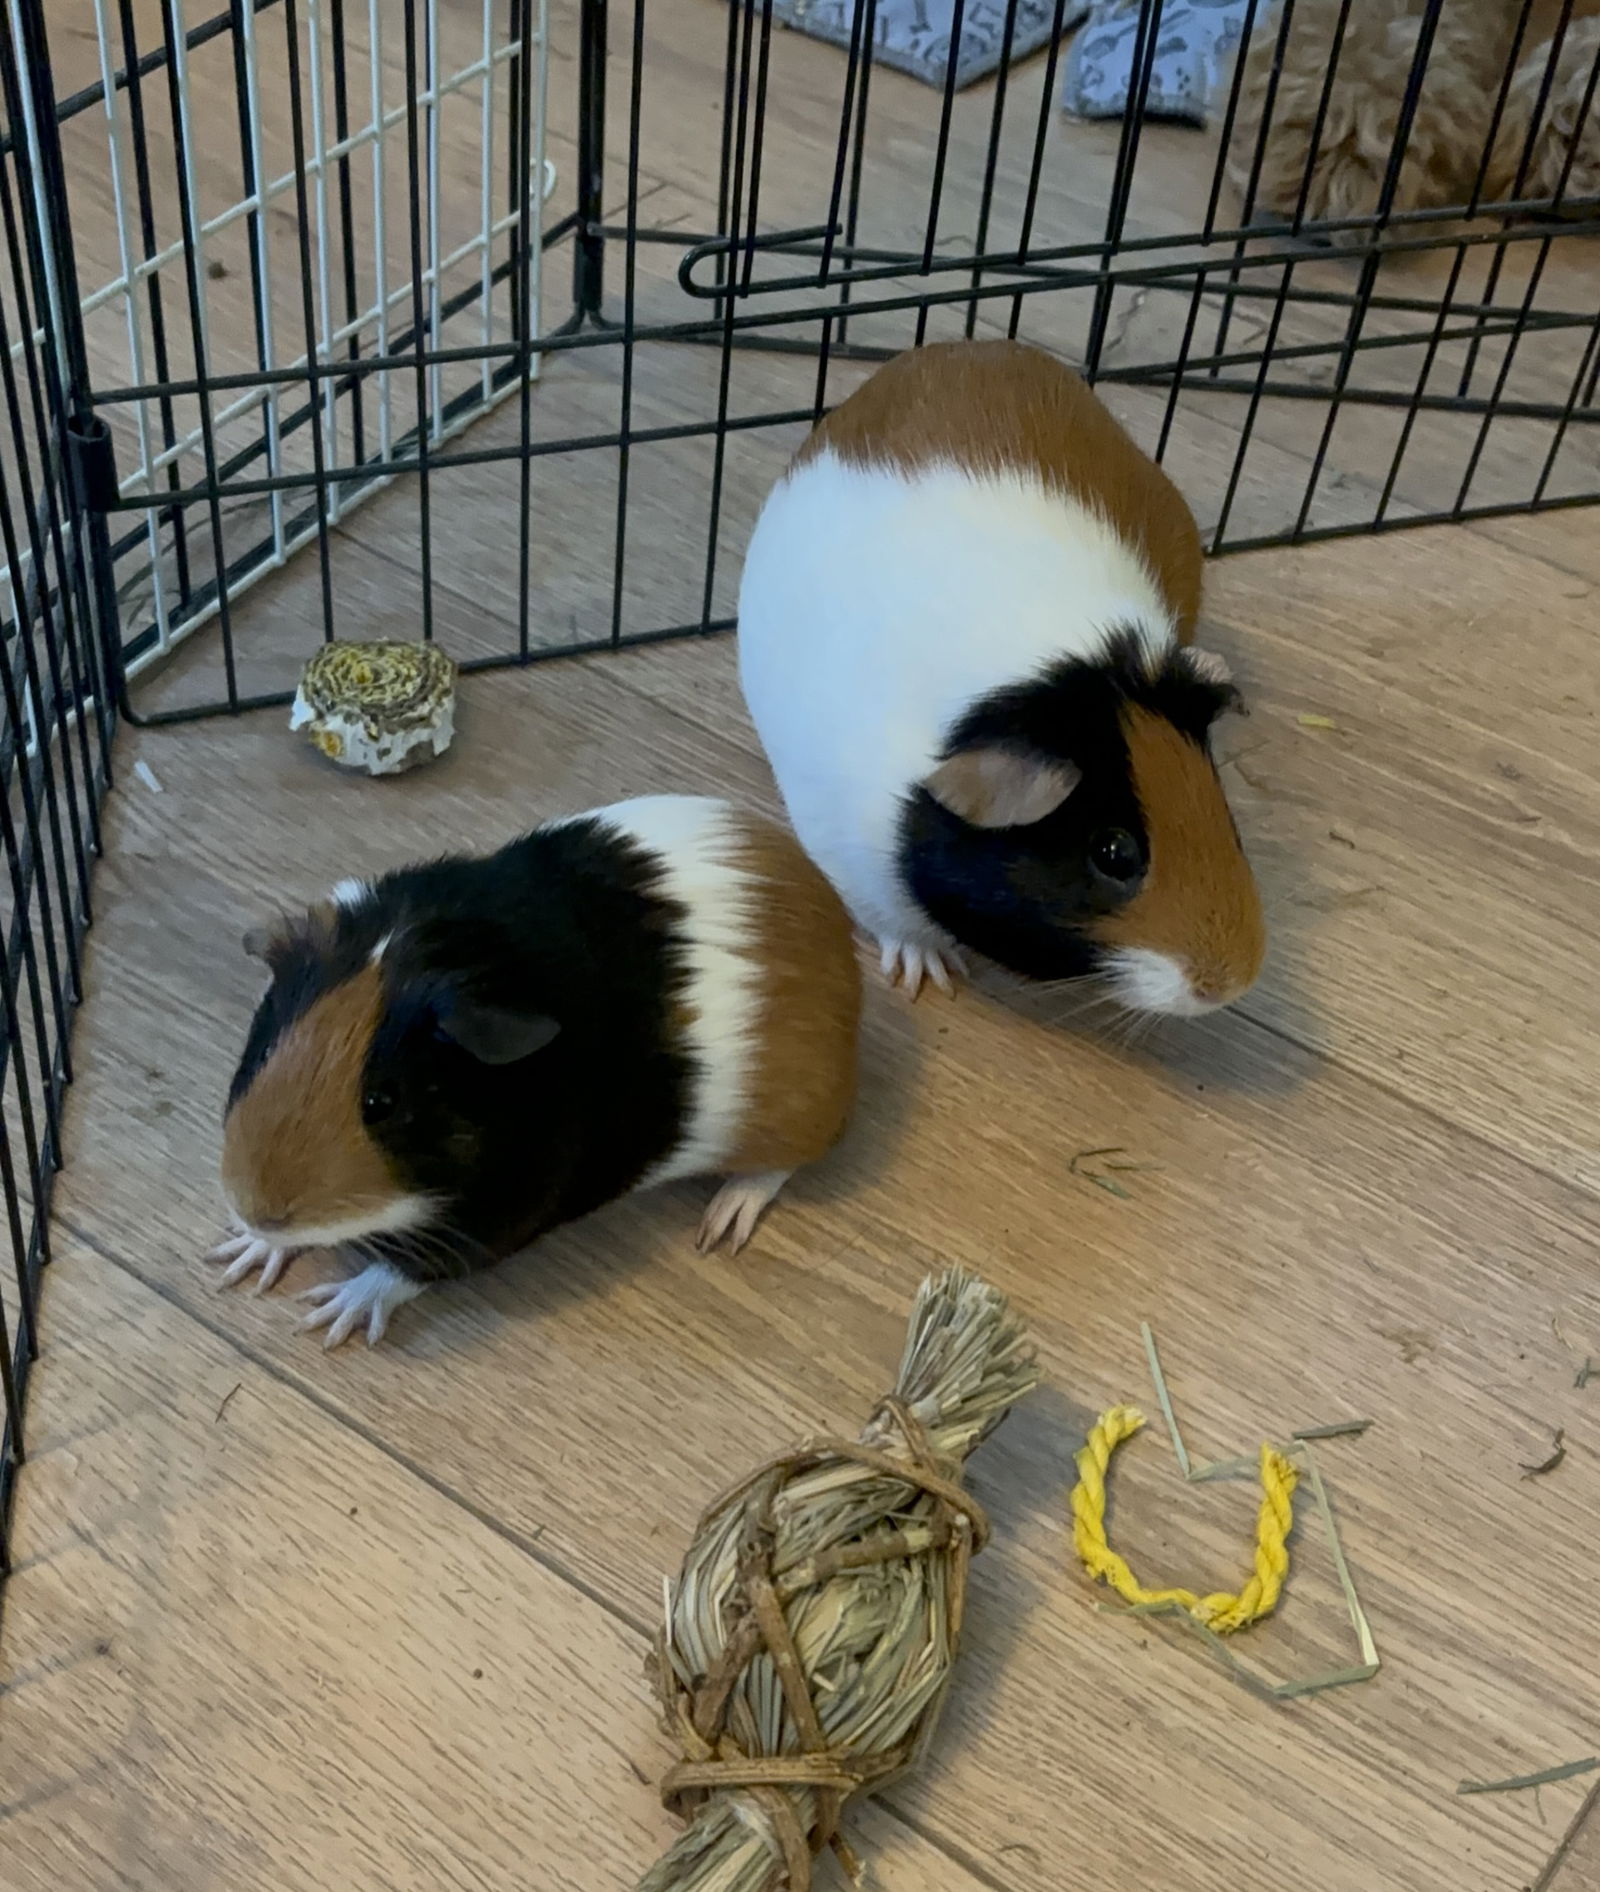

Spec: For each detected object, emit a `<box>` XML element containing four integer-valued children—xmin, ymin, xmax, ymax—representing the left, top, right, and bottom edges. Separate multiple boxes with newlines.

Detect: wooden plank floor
<box><xmin>6</xmin><ymin>4</ymin><xmax>1600</xmax><ymax>1890</ymax></box>
<box><xmin>5</xmin><ymin>507</ymin><xmax>1600</xmax><ymax>1891</ymax></box>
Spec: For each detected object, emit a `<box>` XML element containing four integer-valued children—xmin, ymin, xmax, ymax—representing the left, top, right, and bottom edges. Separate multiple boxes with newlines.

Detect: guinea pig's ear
<box><xmin>242</xmin><ymin>900</ymin><xmax>337</xmax><ymax>969</ymax></box>
<box><xmin>242</xmin><ymin>921</ymin><xmax>279</xmax><ymax>963</ymax></box>
<box><xmin>435</xmin><ymin>998</ymin><xmax>560</xmax><ymax>1066</ymax></box>
<box><xmin>921</xmin><ymin>748</ymin><xmax>1081</xmax><ymax>830</ymax></box>
<box><xmin>1187</xmin><ymin>647</ymin><xmax>1232</xmax><ymax>686</ymax></box>
<box><xmin>242</xmin><ymin>913</ymin><xmax>302</xmax><ymax>967</ymax></box>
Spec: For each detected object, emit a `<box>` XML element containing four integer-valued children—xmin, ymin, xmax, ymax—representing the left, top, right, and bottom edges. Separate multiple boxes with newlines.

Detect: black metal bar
<box><xmin>0</xmin><ymin>6</ymin><xmax>95</xmax><ymax>981</ymax></box>
<box><xmin>0</xmin><ymin>360</ymin><xmax>74</xmax><ymax>1137</ymax></box>
<box><xmin>115</xmin><ymin>0</ymin><xmax>194</xmax><ymax>613</ymax></box>
<box><xmin>13</xmin><ymin>0</ymin><xmax>110</xmax><ymax>854</ymax></box>
<box><xmin>1083</xmin><ymin>0</ymin><xmax>1162</xmax><ymax>380</ymax></box>
<box><xmin>610</xmin><ymin>0</ymin><xmax>647</xmax><ymax>648</ymax></box>
<box><xmin>1289</xmin><ymin>0</ymin><xmax>1450</xmax><ymax>534</ymax></box>
<box><xmin>511</xmin><ymin>0</ymin><xmax>535</xmax><ymax>662</ymax></box>
<box><xmin>698</xmin><ymin>0</ymin><xmax>765</xmax><ymax>632</ymax></box>
<box><xmin>1533</xmin><ymin>310</ymin><xmax>1600</xmax><ymax>504</ymax></box>
<box><xmin>77</xmin><ymin>345</ymin><xmax>1597</xmax><ymax>533</ymax></box>
<box><xmin>1458</xmin><ymin>0</ymin><xmax>1574</xmax><ymax>399</ymax></box>
<box><xmin>834</xmin><ymin>0</ymin><xmax>879</xmax><ymax>348</ymax></box>
<box><xmin>1373</xmin><ymin>241</ymin><xmax>1473</xmax><ymax>525</ymax></box>
<box><xmin>809</xmin><ymin>0</ymin><xmax>871</xmax><ymax>413</ymax></box>
<box><xmin>912</xmin><ymin>0</ymin><xmax>966</xmax><ymax>348</ymax></box>
<box><xmin>229</xmin><ymin>0</ymin><xmax>283</xmax><ymax>593</ymax></box>
<box><xmin>156</xmin><ymin>0</ymin><xmax>243</xmax><ymax>705</ymax></box>
<box><xmin>280</xmin><ymin>0</ymin><xmax>338</xmax><ymax>638</ymax></box>
<box><xmin>0</xmin><ymin>0</ymin><xmax>112</xmax><ymax>1590</ymax></box>
<box><xmin>401</xmin><ymin>0</ymin><xmax>435</xmax><ymax>641</ymax></box>
<box><xmin>573</xmin><ymin>0</ymin><xmax>608</xmax><ymax>318</ymax></box>
<box><xmin>1210</xmin><ymin>0</ymin><xmax>1299</xmax><ymax>377</ymax></box>
<box><xmin>89</xmin><ymin>239</ymin><xmax>1600</xmax><ymax>417</ymax></box>
<box><xmin>112</xmin><ymin>462</ymin><xmax>1600</xmax><ymax>736</ymax></box>
<box><xmin>964</xmin><ymin>0</ymin><xmax>1020</xmax><ymax>340</ymax></box>
<box><xmin>1453</xmin><ymin>18</ymin><xmax>1600</xmax><ymax>510</ymax></box>
<box><xmin>328</xmin><ymin>0</ymin><xmax>366</xmax><ymax>465</ymax></box>
<box><xmin>736</xmin><ymin>0</ymin><xmax>777</xmax><ymax>295</ymax></box>
<box><xmin>1006</xmin><ymin>0</ymin><xmax>1073</xmax><ymax>341</ymax></box>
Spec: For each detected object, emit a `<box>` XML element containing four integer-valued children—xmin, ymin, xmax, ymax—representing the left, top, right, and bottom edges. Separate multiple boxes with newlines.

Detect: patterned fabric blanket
<box><xmin>1061</xmin><ymin>0</ymin><xmax>1253</xmax><ymax>124</ymax></box>
<box><xmin>763</xmin><ymin>0</ymin><xmax>1089</xmax><ymax>91</ymax></box>
<box><xmin>764</xmin><ymin>0</ymin><xmax>1252</xmax><ymax>126</ymax></box>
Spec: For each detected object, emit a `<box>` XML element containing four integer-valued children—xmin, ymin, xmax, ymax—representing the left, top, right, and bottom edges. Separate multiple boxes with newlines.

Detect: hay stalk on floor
<box><xmin>639</xmin><ymin>1267</ymin><xmax>1038</xmax><ymax>1891</ymax></box>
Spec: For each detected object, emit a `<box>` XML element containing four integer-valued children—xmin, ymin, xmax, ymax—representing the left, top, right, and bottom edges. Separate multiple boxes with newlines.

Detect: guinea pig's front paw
<box><xmin>877</xmin><ymin>937</ymin><xmax>966</xmax><ymax>1000</ymax></box>
<box><xmin>296</xmin><ymin>1261</ymin><xmax>423</xmax><ymax>1349</ymax></box>
<box><xmin>206</xmin><ymin>1228</ymin><xmax>300</xmax><ymax>1295</ymax></box>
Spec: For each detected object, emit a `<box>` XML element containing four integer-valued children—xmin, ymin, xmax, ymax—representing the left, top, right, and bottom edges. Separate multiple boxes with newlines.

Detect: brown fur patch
<box><xmin>1091</xmin><ymin>706</ymin><xmax>1266</xmax><ymax>1005</ymax></box>
<box><xmin>722</xmin><ymin>814</ymin><xmax>862</xmax><ymax>1176</ymax></box>
<box><xmin>797</xmin><ymin>339</ymin><xmax>1203</xmax><ymax>637</ymax></box>
<box><xmin>1226</xmin><ymin>0</ymin><xmax>1600</xmax><ymax>232</ymax></box>
<box><xmin>222</xmin><ymin>961</ymin><xmax>405</xmax><ymax>1232</ymax></box>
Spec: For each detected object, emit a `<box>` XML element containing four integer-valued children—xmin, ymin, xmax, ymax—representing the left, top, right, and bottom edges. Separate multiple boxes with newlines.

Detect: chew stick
<box><xmin>639</xmin><ymin>1267</ymin><xmax>1038</xmax><ymax>1891</ymax></box>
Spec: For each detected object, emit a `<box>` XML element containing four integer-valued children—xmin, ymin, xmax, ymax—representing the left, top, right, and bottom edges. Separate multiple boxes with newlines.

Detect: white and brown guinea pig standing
<box><xmin>737</xmin><ymin>338</ymin><xmax>1267</xmax><ymax>1013</ymax></box>
<box><xmin>208</xmin><ymin>797</ymin><xmax>861</xmax><ymax>1347</ymax></box>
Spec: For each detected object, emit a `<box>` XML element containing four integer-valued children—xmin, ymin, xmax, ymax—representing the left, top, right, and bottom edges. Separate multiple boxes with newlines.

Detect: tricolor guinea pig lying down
<box><xmin>737</xmin><ymin>337</ymin><xmax>1267</xmax><ymax>1013</ymax></box>
<box><xmin>208</xmin><ymin>797</ymin><xmax>862</xmax><ymax>1347</ymax></box>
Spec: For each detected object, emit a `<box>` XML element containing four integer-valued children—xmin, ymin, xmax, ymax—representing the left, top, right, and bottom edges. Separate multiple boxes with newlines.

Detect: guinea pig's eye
<box><xmin>361</xmin><ymin>1084</ymin><xmax>397</xmax><ymax>1125</ymax></box>
<box><xmin>1090</xmin><ymin>828</ymin><xmax>1144</xmax><ymax>884</ymax></box>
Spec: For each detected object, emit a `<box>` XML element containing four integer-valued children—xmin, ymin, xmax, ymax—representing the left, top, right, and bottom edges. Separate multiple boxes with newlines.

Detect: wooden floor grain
<box><xmin>5</xmin><ymin>4</ymin><xmax>1600</xmax><ymax>1890</ymax></box>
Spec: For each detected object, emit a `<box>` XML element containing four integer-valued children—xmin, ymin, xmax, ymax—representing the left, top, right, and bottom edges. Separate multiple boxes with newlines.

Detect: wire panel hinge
<box><xmin>67</xmin><ymin>417</ymin><xmax>118</xmax><ymax>514</ymax></box>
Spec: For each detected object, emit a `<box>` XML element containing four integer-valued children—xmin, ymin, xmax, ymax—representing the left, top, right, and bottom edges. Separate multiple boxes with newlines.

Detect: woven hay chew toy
<box><xmin>290</xmin><ymin>639</ymin><xmax>456</xmax><ymax>775</ymax></box>
<box><xmin>640</xmin><ymin>1266</ymin><xmax>1039</xmax><ymax>1891</ymax></box>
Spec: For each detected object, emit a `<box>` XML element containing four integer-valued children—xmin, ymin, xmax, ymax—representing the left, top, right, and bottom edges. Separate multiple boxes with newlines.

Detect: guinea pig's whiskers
<box><xmin>1037</xmin><ymin>978</ymin><xmax>1133</xmax><ymax>1046</ymax></box>
<box><xmin>359</xmin><ymin>1219</ymin><xmax>488</xmax><ymax>1285</ymax></box>
<box><xmin>1122</xmin><ymin>1011</ymin><xmax>1165</xmax><ymax>1051</ymax></box>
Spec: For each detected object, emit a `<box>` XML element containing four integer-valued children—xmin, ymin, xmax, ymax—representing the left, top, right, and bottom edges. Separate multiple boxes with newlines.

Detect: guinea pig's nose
<box><xmin>1189</xmin><ymin>966</ymin><xmax>1250</xmax><ymax>1010</ymax></box>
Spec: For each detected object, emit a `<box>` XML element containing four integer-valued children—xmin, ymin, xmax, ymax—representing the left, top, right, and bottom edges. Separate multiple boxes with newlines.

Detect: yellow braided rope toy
<box><xmin>1071</xmin><ymin>1405</ymin><xmax>1299</xmax><ymax>1634</ymax></box>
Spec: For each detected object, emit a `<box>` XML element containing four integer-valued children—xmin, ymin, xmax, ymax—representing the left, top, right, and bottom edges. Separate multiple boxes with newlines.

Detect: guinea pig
<box><xmin>736</xmin><ymin>338</ymin><xmax>1266</xmax><ymax>1014</ymax></box>
<box><xmin>207</xmin><ymin>796</ymin><xmax>862</xmax><ymax>1347</ymax></box>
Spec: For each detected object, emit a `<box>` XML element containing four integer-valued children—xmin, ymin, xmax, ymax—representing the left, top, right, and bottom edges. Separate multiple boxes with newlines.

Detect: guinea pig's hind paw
<box><xmin>697</xmin><ymin>1170</ymin><xmax>792</xmax><ymax>1256</ymax></box>
<box><xmin>877</xmin><ymin>938</ymin><xmax>965</xmax><ymax>999</ymax></box>
<box><xmin>296</xmin><ymin>1261</ymin><xmax>422</xmax><ymax>1349</ymax></box>
<box><xmin>207</xmin><ymin>1232</ymin><xmax>296</xmax><ymax>1294</ymax></box>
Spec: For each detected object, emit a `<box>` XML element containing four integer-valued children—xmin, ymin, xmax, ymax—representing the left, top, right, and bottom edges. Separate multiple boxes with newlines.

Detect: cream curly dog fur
<box><xmin>1224</xmin><ymin>0</ymin><xmax>1600</xmax><ymax>235</ymax></box>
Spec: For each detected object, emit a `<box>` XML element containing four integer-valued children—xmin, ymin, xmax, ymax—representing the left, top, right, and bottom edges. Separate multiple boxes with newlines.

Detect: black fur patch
<box><xmin>227</xmin><ymin>817</ymin><xmax>696</xmax><ymax>1280</ymax></box>
<box><xmin>227</xmin><ymin>916</ymin><xmax>371</xmax><ymax>1110</ymax></box>
<box><xmin>898</xmin><ymin>633</ymin><xmax>1236</xmax><ymax>980</ymax></box>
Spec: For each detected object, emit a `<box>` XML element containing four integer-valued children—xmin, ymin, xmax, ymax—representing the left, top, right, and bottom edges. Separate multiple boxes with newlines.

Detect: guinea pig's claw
<box><xmin>254</xmin><ymin>1248</ymin><xmax>293</xmax><ymax>1294</ymax></box>
<box><xmin>697</xmin><ymin>1170</ymin><xmax>792</xmax><ymax>1256</ymax></box>
<box><xmin>877</xmin><ymin>938</ymin><xmax>965</xmax><ymax>1000</ymax></box>
<box><xmin>206</xmin><ymin>1232</ymin><xmax>295</xmax><ymax>1293</ymax></box>
<box><xmin>296</xmin><ymin>1262</ymin><xmax>421</xmax><ymax>1350</ymax></box>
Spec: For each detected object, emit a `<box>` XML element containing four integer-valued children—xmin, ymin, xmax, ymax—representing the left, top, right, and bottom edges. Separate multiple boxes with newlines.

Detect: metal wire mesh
<box><xmin>0</xmin><ymin>0</ymin><xmax>118</xmax><ymax>1583</ymax></box>
<box><xmin>0</xmin><ymin>0</ymin><xmax>1597</xmax><ymax>1587</ymax></box>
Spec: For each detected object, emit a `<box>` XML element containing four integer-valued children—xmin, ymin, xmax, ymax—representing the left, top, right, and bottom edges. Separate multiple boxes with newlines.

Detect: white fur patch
<box><xmin>228</xmin><ymin>1191</ymin><xmax>436</xmax><ymax>1256</ymax></box>
<box><xmin>738</xmin><ymin>452</ymin><xmax>1178</xmax><ymax>945</ymax></box>
<box><xmin>331</xmin><ymin>877</ymin><xmax>370</xmax><ymax>909</ymax></box>
<box><xmin>593</xmin><ymin>797</ymin><xmax>763</xmax><ymax>1187</ymax></box>
<box><xmin>298</xmin><ymin>1261</ymin><xmax>423</xmax><ymax>1348</ymax></box>
<box><xmin>1105</xmin><ymin>946</ymin><xmax>1213</xmax><ymax>1018</ymax></box>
